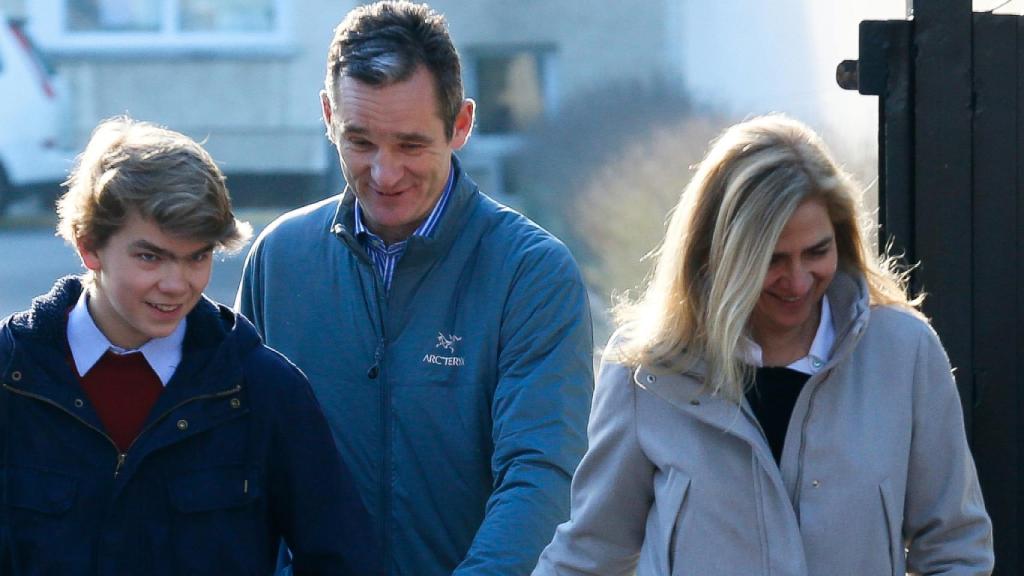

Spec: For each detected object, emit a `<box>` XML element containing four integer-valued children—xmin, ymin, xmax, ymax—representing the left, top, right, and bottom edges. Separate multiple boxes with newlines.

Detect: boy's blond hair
<box><xmin>57</xmin><ymin>116</ymin><xmax>251</xmax><ymax>253</ymax></box>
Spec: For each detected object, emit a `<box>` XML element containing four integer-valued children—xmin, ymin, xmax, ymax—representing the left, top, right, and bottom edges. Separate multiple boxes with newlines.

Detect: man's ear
<box><xmin>321</xmin><ymin>90</ymin><xmax>335</xmax><ymax>142</ymax></box>
<box><xmin>76</xmin><ymin>237</ymin><xmax>101</xmax><ymax>272</ymax></box>
<box><xmin>450</xmin><ymin>98</ymin><xmax>475</xmax><ymax>151</ymax></box>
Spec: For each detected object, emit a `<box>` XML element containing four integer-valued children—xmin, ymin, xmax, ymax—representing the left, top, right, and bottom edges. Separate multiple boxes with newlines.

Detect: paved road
<box><xmin>0</xmin><ymin>228</ymin><xmax>251</xmax><ymax>319</ymax></box>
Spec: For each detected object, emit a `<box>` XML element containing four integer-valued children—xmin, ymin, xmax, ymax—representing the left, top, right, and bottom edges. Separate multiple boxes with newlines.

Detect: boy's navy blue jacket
<box><xmin>0</xmin><ymin>276</ymin><xmax>382</xmax><ymax>575</ymax></box>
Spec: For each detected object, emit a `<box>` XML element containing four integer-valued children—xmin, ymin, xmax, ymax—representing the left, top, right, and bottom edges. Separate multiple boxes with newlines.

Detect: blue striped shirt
<box><xmin>354</xmin><ymin>166</ymin><xmax>455</xmax><ymax>292</ymax></box>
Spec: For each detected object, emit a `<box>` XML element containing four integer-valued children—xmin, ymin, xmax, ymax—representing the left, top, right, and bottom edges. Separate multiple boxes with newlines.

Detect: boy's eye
<box><xmin>192</xmin><ymin>252</ymin><xmax>211</xmax><ymax>263</ymax></box>
<box><xmin>137</xmin><ymin>252</ymin><xmax>158</xmax><ymax>262</ymax></box>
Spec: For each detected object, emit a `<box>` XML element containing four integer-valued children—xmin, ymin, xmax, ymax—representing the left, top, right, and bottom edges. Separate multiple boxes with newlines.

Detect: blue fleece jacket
<box><xmin>236</xmin><ymin>157</ymin><xmax>594</xmax><ymax>575</ymax></box>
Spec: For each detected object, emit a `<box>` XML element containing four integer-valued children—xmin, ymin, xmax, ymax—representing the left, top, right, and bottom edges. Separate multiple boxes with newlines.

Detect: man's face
<box><xmin>78</xmin><ymin>211</ymin><xmax>213</xmax><ymax>349</ymax></box>
<box><xmin>322</xmin><ymin>66</ymin><xmax>473</xmax><ymax>244</ymax></box>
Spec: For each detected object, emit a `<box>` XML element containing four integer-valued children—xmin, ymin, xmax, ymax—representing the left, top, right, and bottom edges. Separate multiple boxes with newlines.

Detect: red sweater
<box><xmin>78</xmin><ymin>350</ymin><xmax>163</xmax><ymax>452</ymax></box>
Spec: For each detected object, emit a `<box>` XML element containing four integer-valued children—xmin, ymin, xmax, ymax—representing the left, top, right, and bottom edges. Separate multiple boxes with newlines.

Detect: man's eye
<box><xmin>137</xmin><ymin>253</ymin><xmax>158</xmax><ymax>263</ymax></box>
<box><xmin>192</xmin><ymin>252</ymin><xmax>211</xmax><ymax>263</ymax></box>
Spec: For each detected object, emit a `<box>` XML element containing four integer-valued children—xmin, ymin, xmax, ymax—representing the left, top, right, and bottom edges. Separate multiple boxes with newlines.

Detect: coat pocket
<box><xmin>4</xmin><ymin>467</ymin><xmax>79</xmax><ymax>574</ymax></box>
<box><xmin>166</xmin><ymin>465</ymin><xmax>265</xmax><ymax>575</ymax></box>
<box><xmin>655</xmin><ymin>467</ymin><xmax>691</xmax><ymax>575</ymax></box>
<box><xmin>7</xmin><ymin>466</ymin><xmax>77</xmax><ymax>515</ymax></box>
<box><xmin>879</xmin><ymin>478</ymin><xmax>903</xmax><ymax>576</ymax></box>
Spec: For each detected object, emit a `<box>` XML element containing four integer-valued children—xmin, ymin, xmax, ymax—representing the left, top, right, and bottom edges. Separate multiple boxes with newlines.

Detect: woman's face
<box><xmin>750</xmin><ymin>197</ymin><xmax>838</xmax><ymax>346</ymax></box>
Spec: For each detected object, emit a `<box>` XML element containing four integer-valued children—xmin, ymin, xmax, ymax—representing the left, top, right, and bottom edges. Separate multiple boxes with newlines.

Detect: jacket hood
<box><xmin>633</xmin><ymin>269</ymin><xmax>871</xmax><ymax>386</ymax></box>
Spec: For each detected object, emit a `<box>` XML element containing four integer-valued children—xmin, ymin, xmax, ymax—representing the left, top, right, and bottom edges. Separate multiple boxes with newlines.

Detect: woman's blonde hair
<box><xmin>613</xmin><ymin>114</ymin><xmax>918</xmax><ymax>402</ymax></box>
<box><xmin>57</xmin><ymin>116</ymin><xmax>251</xmax><ymax>254</ymax></box>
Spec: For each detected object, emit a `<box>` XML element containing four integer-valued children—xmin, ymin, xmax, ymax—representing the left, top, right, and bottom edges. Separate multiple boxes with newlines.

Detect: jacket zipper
<box><xmin>4</xmin><ymin>384</ymin><xmax>122</xmax><ymax>474</ymax></box>
<box><xmin>336</xmin><ymin>222</ymin><xmax>392</xmax><ymax>567</ymax></box>
<box><xmin>373</xmin><ymin>275</ymin><xmax>391</xmax><ymax>568</ymax></box>
<box><xmin>115</xmin><ymin>383</ymin><xmax>242</xmax><ymax>478</ymax></box>
<box><xmin>4</xmin><ymin>382</ymin><xmax>240</xmax><ymax>478</ymax></box>
<box><xmin>791</xmin><ymin>318</ymin><xmax>866</xmax><ymax>518</ymax></box>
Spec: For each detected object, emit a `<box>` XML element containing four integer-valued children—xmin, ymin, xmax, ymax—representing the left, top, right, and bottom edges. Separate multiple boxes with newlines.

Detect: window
<box><xmin>29</xmin><ymin>0</ymin><xmax>291</xmax><ymax>56</ymax></box>
<box><xmin>465</xmin><ymin>46</ymin><xmax>557</xmax><ymax>136</ymax></box>
<box><xmin>66</xmin><ymin>0</ymin><xmax>276</xmax><ymax>33</ymax></box>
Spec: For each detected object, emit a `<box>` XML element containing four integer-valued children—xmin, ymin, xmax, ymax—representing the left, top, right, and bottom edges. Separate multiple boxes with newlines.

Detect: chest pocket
<box><xmin>165</xmin><ymin>465</ymin><xmax>266</xmax><ymax>575</ymax></box>
<box><xmin>7</xmin><ymin>466</ymin><xmax>77</xmax><ymax>515</ymax></box>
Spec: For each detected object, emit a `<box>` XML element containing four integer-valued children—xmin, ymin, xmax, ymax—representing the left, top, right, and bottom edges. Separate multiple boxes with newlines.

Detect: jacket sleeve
<box><xmin>265</xmin><ymin>358</ymin><xmax>385</xmax><ymax>576</ymax></box>
<box><xmin>233</xmin><ymin>232</ymin><xmax>267</xmax><ymax>338</ymax></box>
<box><xmin>532</xmin><ymin>355</ymin><xmax>654</xmax><ymax>576</ymax></box>
<box><xmin>904</xmin><ymin>324</ymin><xmax>994</xmax><ymax>575</ymax></box>
<box><xmin>452</xmin><ymin>242</ymin><xmax>594</xmax><ymax>576</ymax></box>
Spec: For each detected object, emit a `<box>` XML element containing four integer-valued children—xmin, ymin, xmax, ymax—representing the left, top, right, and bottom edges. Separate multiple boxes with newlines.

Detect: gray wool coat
<box><xmin>534</xmin><ymin>272</ymin><xmax>993</xmax><ymax>576</ymax></box>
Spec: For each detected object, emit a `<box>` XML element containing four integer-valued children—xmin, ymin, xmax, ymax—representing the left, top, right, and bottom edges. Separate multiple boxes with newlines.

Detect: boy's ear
<box><xmin>76</xmin><ymin>237</ymin><xmax>102</xmax><ymax>272</ymax></box>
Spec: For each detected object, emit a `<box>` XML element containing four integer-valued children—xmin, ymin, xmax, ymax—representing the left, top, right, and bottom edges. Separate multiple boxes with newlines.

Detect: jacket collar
<box><xmin>2</xmin><ymin>276</ymin><xmax>258</xmax><ymax>412</ymax></box>
<box><xmin>328</xmin><ymin>154</ymin><xmax>480</xmax><ymax>265</ymax></box>
<box><xmin>630</xmin><ymin>271</ymin><xmax>871</xmax><ymax>459</ymax></box>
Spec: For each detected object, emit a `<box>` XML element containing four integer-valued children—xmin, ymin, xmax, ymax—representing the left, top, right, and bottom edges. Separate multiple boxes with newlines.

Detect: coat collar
<box><xmin>630</xmin><ymin>270</ymin><xmax>871</xmax><ymax>474</ymax></box>
<box><xmin>1</xmin><ymin>276</ymin><xmax>258</xmax><ymax>421</ymax></box>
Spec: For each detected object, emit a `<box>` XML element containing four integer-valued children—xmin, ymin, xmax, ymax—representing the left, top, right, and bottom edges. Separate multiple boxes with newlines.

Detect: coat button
<box><xmin>230</xmin><ymin>398</ymin><xmax>241</xmax><ymax>409</ymax></box>
<box><xmin>689</xmin><ymin>399</ymin><xmax>701</xmax><ymax>406</ymax></box>
<box><xmin>646</xmin><ymin>374</ymin><xmax>656</xmax><ymax>384</ymax></box>
<box><xmin>11</xmin><ymin>371</ymin><xmax>21</xmax><ymax>382</ymax></box>
<box><xmin>811</xmin><ymin>479</ymin><xmax>821</xmax><ymax>488</ymax></box>
<box><xmin>176</xmin><ymin>419</ymin><xmax>189</xmax><ymax>431</ymax></box>
<box><xmin>74</xmin><ymin>398</ymin><xmax>84</xmax><ymax>408</ymax></box>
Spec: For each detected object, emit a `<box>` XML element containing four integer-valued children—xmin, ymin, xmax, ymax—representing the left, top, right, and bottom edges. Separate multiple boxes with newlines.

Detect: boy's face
<box><xmin>78</xmin><ymin>211</ymin><xmax>214</xmax><ymax>349</ymax></box>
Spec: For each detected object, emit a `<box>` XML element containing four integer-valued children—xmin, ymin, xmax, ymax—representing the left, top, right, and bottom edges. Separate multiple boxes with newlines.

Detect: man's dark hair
<box><xmin>324</xmin><ymin>1</ymin><xmax>464</xmax><ymax>139</ymax></box>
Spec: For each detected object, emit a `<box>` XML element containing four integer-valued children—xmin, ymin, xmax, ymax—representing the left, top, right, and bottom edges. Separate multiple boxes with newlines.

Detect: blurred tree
<box><xmin>509</xmin><ymin>82</ymin><xmax>726</xmax><ymax>329</ymax></box>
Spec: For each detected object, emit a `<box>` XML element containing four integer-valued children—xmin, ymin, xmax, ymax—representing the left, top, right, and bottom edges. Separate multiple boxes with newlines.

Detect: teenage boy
<box><xmin>0</xmin><ymin>117</ymin><xmax>381</xmax><ymax>575</ymax></box>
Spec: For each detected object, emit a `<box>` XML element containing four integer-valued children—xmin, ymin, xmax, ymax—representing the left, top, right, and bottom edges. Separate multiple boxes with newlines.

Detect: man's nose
<box><xmin>371</xmin><ymin>150</ymin><xmax>402</xmax><ymax>189</ymax></box>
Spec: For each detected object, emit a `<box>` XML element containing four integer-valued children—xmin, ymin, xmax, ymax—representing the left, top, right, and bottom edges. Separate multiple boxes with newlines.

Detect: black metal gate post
<box><xmin>841</xmin><ymin>0</ymin><xmax>1022</xmax><ymax>572</ymax></box>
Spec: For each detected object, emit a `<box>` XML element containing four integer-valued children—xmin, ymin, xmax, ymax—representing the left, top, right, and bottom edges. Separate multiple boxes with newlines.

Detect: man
<box><xmin>236</xmin><ymin>2</ymin><xmax>594</xmax><ymax>574</ymax></box>
<box><xmin>0</xmin><ymin>116</ymin><xmax>380</xmax><ymax>575</ymax></box>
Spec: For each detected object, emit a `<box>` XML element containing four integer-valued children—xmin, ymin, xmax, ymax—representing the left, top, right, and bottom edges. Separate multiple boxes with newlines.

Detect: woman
<box><xmin>533</xmin><ymin>115</ymin><xmax>993</xmax><ymax>575</ymax></box>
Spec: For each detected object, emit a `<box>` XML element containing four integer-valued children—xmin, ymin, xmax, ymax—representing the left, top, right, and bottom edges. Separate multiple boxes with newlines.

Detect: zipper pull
<box><xmin>113</xmin><ymin>452</ymin><xmax>127</xmax><ymax>479</ymax></box>
<box><xmin>367</xmin><ymin>339</ymin><xmax>384</xmax><ymax>379</ymax></box>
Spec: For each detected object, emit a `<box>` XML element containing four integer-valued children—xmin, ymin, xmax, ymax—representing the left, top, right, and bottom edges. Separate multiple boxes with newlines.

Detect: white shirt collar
<box><xmin>742</xmin><ymin>295</ymin><xmax>835</xmax><ymax>375</ymax></box>
<box><xmin>66</xmin><ymin>290</ymin><xmax>185</xmax><ymax>386</ymax></box>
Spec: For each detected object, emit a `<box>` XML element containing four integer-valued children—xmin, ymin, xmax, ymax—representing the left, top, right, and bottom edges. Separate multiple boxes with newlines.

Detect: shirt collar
<box><xmin>66</xmin><ymin>290</ymin><xmax>185</xmax><ymax>386</ymax></box>
<box><xmin>742</xmin><ymin>295</ymin><xmax>835</xmax><ymax>375</ymax></box>
<box><xmin>353</xmin><ymin>162</ymin><xmax>456</xmax><ymax>244</ymax></box>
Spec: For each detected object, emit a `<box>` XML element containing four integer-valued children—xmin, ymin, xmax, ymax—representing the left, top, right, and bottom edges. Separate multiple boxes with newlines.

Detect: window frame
<box><xmin>27</xmin><ymin>0</ymin><xmax>294</xmax><ymax>58</ymax></box>
<box><xmin>462</xmin><ymin>43</ymin><xmax>559</xmax><ymax>141</ymax></box>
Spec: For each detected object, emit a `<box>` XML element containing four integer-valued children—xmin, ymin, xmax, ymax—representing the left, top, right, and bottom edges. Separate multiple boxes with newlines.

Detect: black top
<box><xmin>745</xmin><ymin>367</ymin><xmax>811</xmax><ymax>465</ymax></box>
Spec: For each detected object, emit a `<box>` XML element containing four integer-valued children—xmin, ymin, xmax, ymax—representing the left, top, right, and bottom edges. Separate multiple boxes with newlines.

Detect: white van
<box><xmin>0</xmin><ymin>14</ymin><xmax>72</xmax><ymax>215</ymax></box>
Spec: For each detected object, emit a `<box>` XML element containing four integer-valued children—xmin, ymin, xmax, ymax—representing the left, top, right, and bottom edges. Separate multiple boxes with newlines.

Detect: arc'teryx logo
<box><xmin>435</xmin><ymin>332</ymin><xmax>462</xmax><ymax>353</ymax></box>
<box><xmin>423</xmin><ymin>332</ymin><xmax>465</xmax><ymax>367</ymax></box>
